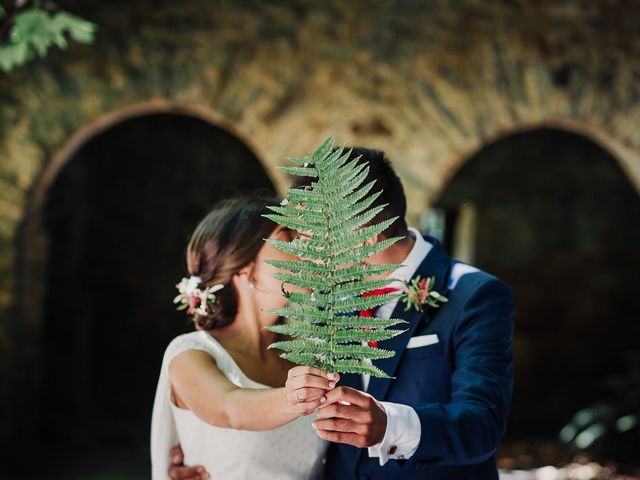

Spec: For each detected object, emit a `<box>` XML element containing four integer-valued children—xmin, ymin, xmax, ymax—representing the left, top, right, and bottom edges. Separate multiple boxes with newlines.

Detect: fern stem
<box><xmin>318</xmin><ymin>160</ymin><xmax>337</xmax><ymax>369</ymax></box>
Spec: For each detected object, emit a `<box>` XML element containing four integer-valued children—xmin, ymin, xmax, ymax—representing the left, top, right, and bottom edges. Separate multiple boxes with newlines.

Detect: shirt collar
<box><xmin>387</xmin><ymin>227</ymin><xmax>432</xmax><ymax>285</ymax></box>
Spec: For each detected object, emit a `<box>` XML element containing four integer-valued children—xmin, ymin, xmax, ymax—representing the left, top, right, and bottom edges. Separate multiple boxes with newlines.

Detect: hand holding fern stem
<box><xmin>285</xmin><ymin>366</ymin><xmax>340</xmax><ymax>416</ymax></box>
<box><xmin>313</xmin><ymin>386</ymin><xmax>387</xmax><ymax>447</ymax></box>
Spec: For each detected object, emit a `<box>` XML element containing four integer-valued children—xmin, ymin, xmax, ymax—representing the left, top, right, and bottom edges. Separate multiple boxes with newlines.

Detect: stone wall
<box><xmin>1</xmin><ymin>0</ymin><xmax>640</xmax><ymax>446</ymax></box>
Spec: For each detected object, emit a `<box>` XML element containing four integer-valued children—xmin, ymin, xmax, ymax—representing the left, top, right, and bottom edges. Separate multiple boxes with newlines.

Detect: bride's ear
<box><xmin>234</xmin><ymin>262</ymin><xmax>256</xmax><ymax>288</ymax></box>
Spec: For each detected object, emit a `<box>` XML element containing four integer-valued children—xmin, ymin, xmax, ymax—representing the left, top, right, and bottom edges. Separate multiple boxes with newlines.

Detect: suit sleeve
<box><xmin>404</xmin><ymin>277</ymin><xmax>514</xmax><ymax>468</ymax></box>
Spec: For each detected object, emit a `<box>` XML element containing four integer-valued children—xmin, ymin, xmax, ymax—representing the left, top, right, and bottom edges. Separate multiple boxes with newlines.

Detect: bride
<box><xmin>151</xmin><ymin>197</ymin><xmax>338</xmax><ymax>479</ymax></box>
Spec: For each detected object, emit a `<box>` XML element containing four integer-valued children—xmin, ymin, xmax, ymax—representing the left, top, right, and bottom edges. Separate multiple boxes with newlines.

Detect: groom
<box><xmin>168</xmin><ymin>147</ymin><xmax>514</xmax><ymax>480</ymax></box>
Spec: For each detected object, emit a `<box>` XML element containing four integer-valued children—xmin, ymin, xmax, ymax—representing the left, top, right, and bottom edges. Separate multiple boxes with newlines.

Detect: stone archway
<box><xmin>12</xmin><ymin>109</ymin><xmax>276</xmax><ymax>474</ymax></box>
<box><xmin>433</xmin><ymin>128</ymin><xmax>640</xmax><ymax>445</ymax></box>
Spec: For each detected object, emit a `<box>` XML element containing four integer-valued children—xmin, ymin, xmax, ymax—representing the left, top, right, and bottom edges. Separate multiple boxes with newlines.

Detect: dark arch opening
<box><xmin>35</xmin><ymin>114</ymin><xmax>275</xmax><ymax>475</ymax></box>
<box><xmin>435</xmin><ymin>128</ymin><xmax>640</xmax><ymax>461</ymax></box>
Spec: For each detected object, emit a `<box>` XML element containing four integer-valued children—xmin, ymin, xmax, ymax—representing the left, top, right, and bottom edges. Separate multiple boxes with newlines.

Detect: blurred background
<box><xmin>0</xmin><ymin>0</ymin><xmax>639</xmax><ymax>478</ymax></box>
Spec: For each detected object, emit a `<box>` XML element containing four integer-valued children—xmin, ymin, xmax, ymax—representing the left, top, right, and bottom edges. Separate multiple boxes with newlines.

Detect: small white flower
<box><xmin>195</xmin><ymin>303</ymin><xmax>208</xmax><ymax>316</ymax></box>
<box><xmin>177</xmin><ymin>276</ymin><xmax>202</xmax><ymax>295</ymax></box>
<box><xmin>186</xmin><ymin>276</ymin><xmax>202</xmax><ymax>294</ymax></box>
<box><xmin>280</xmin><ymin>198</ymin><xmax>290</xmax><ymax>206</ymax></box>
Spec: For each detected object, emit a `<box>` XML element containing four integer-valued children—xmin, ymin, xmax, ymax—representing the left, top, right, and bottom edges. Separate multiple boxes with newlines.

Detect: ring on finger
<box><xmin>295</xmin><ymin>390</ymin><xmax>303</xmax><ymax>401</ymax></box>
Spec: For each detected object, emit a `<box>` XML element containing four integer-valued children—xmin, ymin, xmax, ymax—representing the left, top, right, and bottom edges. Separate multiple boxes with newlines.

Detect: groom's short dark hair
<box><xmin>291</xmin><ymin>147</ymin><xmax>408</xmax><ymax>239</ymax></box>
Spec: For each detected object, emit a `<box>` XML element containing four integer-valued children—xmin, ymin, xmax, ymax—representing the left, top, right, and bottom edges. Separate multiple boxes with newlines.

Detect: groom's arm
<box><xmin>404</xmin><ymin>277</ymin><xmax>514</xmax><ymax>467</ymax></box>
<box><xmin>315</xmin><ymin>277</ymin><xmax>514</xmax><ymax>467</ymax></box>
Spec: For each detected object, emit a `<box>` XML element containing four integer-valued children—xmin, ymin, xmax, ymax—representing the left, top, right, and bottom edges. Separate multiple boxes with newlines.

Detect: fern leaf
<box><xmin>329</xmin><ymin>204</ymin><xmax>386</xmax><ymax>237</ymax></box>
<box><xmin>332</xmin><ymin>264</ymin><xmax>402</xmax><ymax>283</ymax></box>
<box><xmin>265</xmin><ymin>239</ymin><xmax>328</xmax><ymax>262</ymax></box>
<box><xmin>332</xmin><ymin>316</ymin><xmax>408</xmax><ymax>329</ymax></box>
<box><xmin>329</xmin><ymin>189</ymin><xmax>382</xmax><ymax>224</ymax></box>
<box><xmin>262</xmin><ymin>215</ymin><xmax>326</xmax><ymax>236</ymax></box>
<box><xmin>266</xmin><ymin>323</ymin><xmax>331</xmax><ymax>340</ymax></box>
<box><xmin>330</xmin><ymin>217</ymin><xmax>399</xmax><ymax>254</ymax></box>
<box><xmin>332</xmin><ymin>360</ymin><xmax>392</xmax><ymax>378</ymax></box>
<box><xmin>332</xmin><ymin>236</ymin><xmax>404</xmax><ymax>266</ymax></box>
<box><xmin>269</xmin><ymin>306</ymin><xmax>332</xmax><ymax>323</ymax></box>
<box><xmin>272</xmin><ymin>272</ymin><xmax>329</xmax><ymax>290</ymax></box>
<box><xmin>334</xmin><ymin>328</ymin><xmax>406</xmax><ymax>343</ymax></box>
<box><xmin>285</xmin><ymin>292</ymin><xmax>330</xmax><ymax>309</ymax></box>
<box><xmin>333</xmin><ymin>292</ymin><xmax>404</xmax><ymax>313</ymax></box>
<box><xmin>280</xmin><ymin>166</ymin><xmax>318</xmax><ymax>177</ymax></box>
<box><xmin>263</xmin><ymin>259</ymin><xmax>330</xmax><ymax>276</ymax></box>
<box><xmin>333</xmin><ymin>278</ymin><xmax>403</xmax><ymax>297</ymax></box>
<box><xmin>270</xmin><ymin>340</ymin><xmax>394</xmax><ymax>361</ymax></box>
<box><xmin>265</xmin><ymin>137</ymin><xmax>407</xmax><ymax>377</ymax></box>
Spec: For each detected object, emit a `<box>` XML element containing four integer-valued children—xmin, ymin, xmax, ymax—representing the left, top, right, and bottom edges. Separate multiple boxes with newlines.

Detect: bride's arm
<box><xmin>169</xmin><ymin>350</ymin><xmax>336</xmax><ymax>431</ymax></box>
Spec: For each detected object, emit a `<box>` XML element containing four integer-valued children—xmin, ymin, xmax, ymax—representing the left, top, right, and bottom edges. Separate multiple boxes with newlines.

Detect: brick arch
<box><xmin>429</xmin><ymin>118</ymin><xmax>640</xmax><ymax>208</ymax></box>
<box><xmin>31</xmin><ymin>102</ymin><xmax>286</xmax><ymax>213</ymax></box>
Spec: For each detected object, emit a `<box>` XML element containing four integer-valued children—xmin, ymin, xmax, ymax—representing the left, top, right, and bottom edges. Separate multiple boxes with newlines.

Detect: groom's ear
<box><xmin>363</xmin><ymin>233</ymin><xmax>380</xmax><ymax>247</ymax></box>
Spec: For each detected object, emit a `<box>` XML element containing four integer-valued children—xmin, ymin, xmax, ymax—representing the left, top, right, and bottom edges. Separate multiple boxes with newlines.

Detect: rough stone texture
<box><xmin>1</xmin><ymin>0</ymin><xmax>640</xmax><ymax>447</ymax></box>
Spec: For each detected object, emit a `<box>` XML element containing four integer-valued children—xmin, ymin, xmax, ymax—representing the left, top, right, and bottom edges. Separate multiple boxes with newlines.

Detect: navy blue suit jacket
<box><xmin>324</xmin><ymin>236</ymin><xmax>514</xmax><ymax>480</ymax></box>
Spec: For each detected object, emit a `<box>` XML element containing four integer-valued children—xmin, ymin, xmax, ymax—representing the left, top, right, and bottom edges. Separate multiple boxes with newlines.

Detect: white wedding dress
<box><xmin>151</xmin><ymin>331</ymin><xmax>327</xmax><ymax>480</ymax></box>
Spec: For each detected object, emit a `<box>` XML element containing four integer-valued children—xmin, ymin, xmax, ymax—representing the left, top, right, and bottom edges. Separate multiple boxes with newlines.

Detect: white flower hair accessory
<box><xmin>174</xmin><ymin>275</ymin><xmax>224</xmax><ymax>317</ymax></box>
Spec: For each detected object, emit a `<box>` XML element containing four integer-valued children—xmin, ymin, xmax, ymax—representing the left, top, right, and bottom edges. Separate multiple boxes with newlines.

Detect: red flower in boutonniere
<box><xmin>401</xmin><ymin>275</ymin><xmax>448</xmax><ymax>314</ymax></box>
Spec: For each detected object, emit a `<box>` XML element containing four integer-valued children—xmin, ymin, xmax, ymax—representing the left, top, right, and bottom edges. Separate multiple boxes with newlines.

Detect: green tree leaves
<box><xmin>265</xmin><ymin>137</ymin><xmax>407</xmax><ymax>378</ymax></box>
<box><xmin>0</xmin><ymin>5</ymin><xmax>96</xmax><ymax>73</ymax></box>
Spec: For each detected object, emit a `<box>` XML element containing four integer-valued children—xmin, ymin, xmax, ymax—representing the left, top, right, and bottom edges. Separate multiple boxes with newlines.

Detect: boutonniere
<box><xmin>401</xmin><ymin>275</ymin><xmax>449</xmax><ymax>314</ymax></box>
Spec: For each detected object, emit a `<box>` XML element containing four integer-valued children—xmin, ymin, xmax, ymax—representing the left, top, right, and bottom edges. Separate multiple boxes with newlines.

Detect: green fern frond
<box><xmin>280</xmin><ymin>166</ymin><xmax>318</xmax><ymax>177</ymax></box>
<box><xmin>269</xmin><ymin>340</ymin><xmax>394</xmax><ymax>360</ymax></box>
<box><xmin>263</xmin><ymin>215</ymin><xmax>326</xmax><ymax>236</ymax></box>
<box><xmin>267</xmin><ymin>323</ymin><xmax>332</xmax><ymax>339</ymax></box>
<box><xmin>332</xmin><ymin>316</ymin><xmax>408</xmax><ymax>329</ymax></box>
<box><xmin>332</xmin><ymin>236</ymin><xmax>405</xmax><ymax>265</ymax></box>
<box><xmin>332</xmin><ymin>360</ymin><xmax>391</xmax><ymax>378</ymax></box>
<box><xmin>334</xmin><ymin>328</ymin><xmax>405</xmax><ymax>343</ymax></box>
<box><xmin>264</xmin><ymin>137</ymin><xmax>406</xmax><ymax>377</ymax></box>
<box><xmin>263</xmin><ymin>259</ymin><xmax>330</xmax><ymax>276</ymax></box>
<box><xmin>332</xmin><ymin>292</ymin><xmax>404</xmax><ymax>313</ymax></box>
<box><xmin>269</xmin><ymin>306</ymin><xmax>332</xmax><ymax>323</ymax></box>
<box><xmin>332</xmin><ymin>264</ymin><xmax>402</xmax><ymax>283</ymax></box>
<box><xmin>333</xmin><ymin>278</ymin><xmax>403</xmax><ymax>297</ymax></box>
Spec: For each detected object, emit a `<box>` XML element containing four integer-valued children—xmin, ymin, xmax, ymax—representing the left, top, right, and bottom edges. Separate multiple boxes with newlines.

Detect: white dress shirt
<box><xmin>365</xmin><ymin>227</ymin><xmax>431</xmax><ymax>465</ymax></box>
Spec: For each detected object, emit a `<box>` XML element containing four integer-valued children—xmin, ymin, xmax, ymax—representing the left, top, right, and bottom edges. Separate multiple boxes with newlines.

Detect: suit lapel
<box><xmin>366</xmin><ymin>236</ymin><xmax>452</xmax><ymax>401</ymax></box>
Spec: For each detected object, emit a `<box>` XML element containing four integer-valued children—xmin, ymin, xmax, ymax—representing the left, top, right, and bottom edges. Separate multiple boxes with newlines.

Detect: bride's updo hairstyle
<box><xmin>186</xmin><ymin>196</ymin><xmax>278</xmax><ymax>330</ymax></box>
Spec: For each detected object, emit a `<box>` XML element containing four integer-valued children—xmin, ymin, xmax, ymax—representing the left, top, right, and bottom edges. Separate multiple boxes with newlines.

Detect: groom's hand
<box><xmin>168</xmin><ymin>445</ymin><xmax>209</xmax><ymax>479</ymax></box>
<box><xmin>313</xmin><ymin>386</ymin><xmax>387</xmax><ymax>447</ymax></box>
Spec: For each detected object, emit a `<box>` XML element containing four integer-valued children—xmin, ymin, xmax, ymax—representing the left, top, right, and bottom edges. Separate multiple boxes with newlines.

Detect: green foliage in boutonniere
<box><xmin>401</xmin><ymin>275</ymin><xmax>449</xmax><ymax>314</ymax></box>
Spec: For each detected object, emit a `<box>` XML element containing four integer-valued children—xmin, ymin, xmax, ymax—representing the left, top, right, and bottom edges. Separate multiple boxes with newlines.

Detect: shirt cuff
<box><xmin>367</xmin><ymin>401</ymin><xmax>421</xmax><ymax>466</ymax></box>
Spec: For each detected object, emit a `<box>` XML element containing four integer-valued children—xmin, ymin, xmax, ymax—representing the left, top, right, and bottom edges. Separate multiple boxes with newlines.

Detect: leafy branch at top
<box><xmin>0</xmin><ymin>2</ymin><xmax>96</xmax><ymax>73</ymax></box>
<box><xmin>264</xmin><ymin>137</ymin><xmax>408</xmax><ymax>378</ymax></box>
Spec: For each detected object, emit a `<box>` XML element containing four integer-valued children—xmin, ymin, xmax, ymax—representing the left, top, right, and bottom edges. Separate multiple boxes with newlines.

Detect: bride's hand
<box><xmin>285</xmin><ymin>366</ymin><xmax>340</xmax><ymax>416</ymax></box>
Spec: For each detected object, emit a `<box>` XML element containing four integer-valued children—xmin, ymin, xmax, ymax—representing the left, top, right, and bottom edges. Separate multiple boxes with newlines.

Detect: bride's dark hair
<box><xmin>186</xmin><ymin>196</ymin><xmax>278</xmax><ymax>330</ymax></box>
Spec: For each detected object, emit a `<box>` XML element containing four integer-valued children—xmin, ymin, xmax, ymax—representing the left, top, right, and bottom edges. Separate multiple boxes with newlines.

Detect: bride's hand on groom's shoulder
<box><xmin>285</xmin><ymin>366</ymin><xmax>340</xmax><ymax>416</ymax></box>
